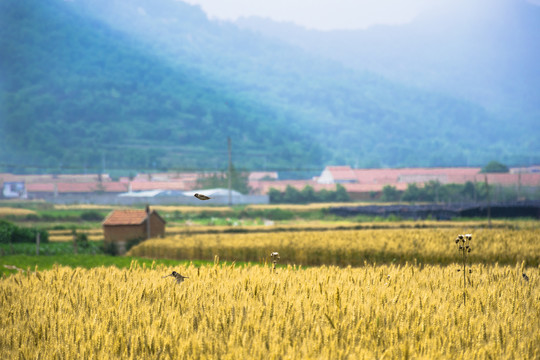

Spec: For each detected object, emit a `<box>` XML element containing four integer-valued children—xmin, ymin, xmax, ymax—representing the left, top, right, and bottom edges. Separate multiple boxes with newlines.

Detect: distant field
<box><xmin>164</xmin><ymin>219</ymin><xmax>509</xmax><ymax>235</ymax></box>
<box><xmin>46</xmin><ymin>219</ymin><xmax>536</xmax><ymax>241</ymax></box>
<box><xmin>0</xmin><ymin>207</ymin><xmax>38</xmax><ymax>217</ymax></box>
<box><xmin>245</xmin><ymin>202</ymin><xmax>388</xmax><ymax>211</ymax></box>
<box><xmin>52</xmin><ymin>204</ymin><xmax>118</xmax><ymax>210</ymax></box>
<box><xmin>152</xmin><ymin>205</ymin><xmax>234</xmax><ymax>213</ymax></box>
<box><xmin>3</xmin><ymin>202</ymin><xmax>539</xmax><ymax>229</ymax></box>
<box><xmin>1</xmin><ymin>263</ymin><xmax>537</xmax><ymax>359</ymax></box>
<box><xmin>0</xmin><ymin>202</ymin><xmax>415</xmax><ymax>217</ymax></box>
<box><xmin>48</xmin><ymin>234</ymin><xmax>104</xmax><ymax>242</ymax></box>
<box><xmin>134</xmin><ymin>203</ymin><xmax>385</xmax><ymax>213</ymax></box>
<box><xmin>46</xmin><ymin>229</ymin><xmax>103</xmax><ymax>242</ymax></box>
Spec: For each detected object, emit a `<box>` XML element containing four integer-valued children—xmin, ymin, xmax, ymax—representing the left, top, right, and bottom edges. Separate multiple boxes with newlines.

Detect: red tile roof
<box><xmin>249</xmin><ymin>180</ymin><xmax>317</xmax><ymax>194</ymax></box>
<box><xmin>26</xmin><ymin>183</ymin><xmax>55</xmax><ymax>192</ymax></box>
<box><xmin>26</xmin><ymin>182</ymin><xmax>128</xmax><ymax>193</ymax></box>
<box><xmin>351</xmin><ymin>167</ymin><xmax>481</xmax><ymax>184</ymax></box>
<box><xmin>0</xmin><ymin>173</ymin><xmax>111</xmax><ymax>184</ymax></box>
<box><xmin>102</xmin><ymin>210</ymin><xmax>150</xmax><ymax>226</ymax></box>
<box><xmin>325</xmin><ymin>166</ymin><xmax>357</xmax><ymax>181</ymax></box>
<box><xmin>248</xmin><ymin>172</ymin><xmax>279</xmax><ymax>181</ymax></box>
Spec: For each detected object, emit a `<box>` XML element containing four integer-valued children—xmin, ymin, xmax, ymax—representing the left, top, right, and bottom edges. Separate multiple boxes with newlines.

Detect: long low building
<box><xmin>117</xmin><ymin>188</ymin><xmax>269</xmax><ymax>205</ymax></box>
<box><xmin>2</xmin><ymin>166</ymin><xmax>540</xmax><ymax>202</ymax></box>
<box><xmin>248</xmin><ymin>166</ymin><xmax>540</xmax><ymax>199</ymax></box>
<box><xmin>316</xmin><ymin>166</ymin><xmax>540</xmax><ymax>186</ymax></box>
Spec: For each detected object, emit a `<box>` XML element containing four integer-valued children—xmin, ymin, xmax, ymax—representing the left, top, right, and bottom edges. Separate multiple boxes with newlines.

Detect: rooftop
<box><xmin>102</xmin><ymin>209</ymin><xmax>152</xmax><ymax>226</ymax></box>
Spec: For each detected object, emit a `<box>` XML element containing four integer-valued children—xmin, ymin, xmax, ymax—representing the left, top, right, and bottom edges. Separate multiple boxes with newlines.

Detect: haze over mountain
<box><xmin>236</xmin><ymin>0</ymin><xmax>540</xmax><ymax>117</ymax></box>
<box><xmin>1</xmin><ymin>0</ymin><xmax>538</xmax><ymax>174</ymax></box>
<box><xmin>183</xmin><ymin>0</ymin><xmax>434</xmax><ymax>30</ymax></box>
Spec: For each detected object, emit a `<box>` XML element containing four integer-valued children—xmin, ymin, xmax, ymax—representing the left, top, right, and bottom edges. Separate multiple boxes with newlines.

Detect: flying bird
<box><xmin>194</xmin><ymin>193</ymin><xmax>211</xmax><ymax>200</ymax></box>
<box><xmin>163</xmin><ymin>271</ymin><xmax>189</xmax><ymax>284</ymax></box>
<box><xmin>522</xmin><ymin>273</ymin><xmax>529</xmax><ymax>282</ymax></box>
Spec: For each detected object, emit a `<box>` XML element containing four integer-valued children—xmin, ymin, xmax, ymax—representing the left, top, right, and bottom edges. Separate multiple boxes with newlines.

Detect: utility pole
<box><xmin>146</xmin><ymin>205</ymin><xmax>151</xmax><ymax>239</ymax></box>
<box><xmin>485</xmin><ymin>175</ymin><xmax>491</xmax><ymax>228</ymax></box>
<box><xmin>473</xmin><ymin>179</ymin><xmax>477</xmax><ymax>204</ymax></box>
<box><xmin>227</xmin><ymin>137</ymin><xmax>232</xmax><ymax>206</ymax></box>
<box><xmin>517</xmin><ymin>171</ymin><xmax>522</xmax><ymax>200</ymax></box>
<box><xmin>36</xmin><ymin>232</ymin><xmax>40</xmax><ymax>256</ymax></box>
<box><xmin>72</xmin><ymin>229</ymin><xmax>78</xmax><ymax>254</ymax></box>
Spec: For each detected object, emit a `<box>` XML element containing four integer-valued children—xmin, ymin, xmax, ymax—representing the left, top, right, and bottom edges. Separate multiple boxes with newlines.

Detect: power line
<box><xmin>0</xmin><ymin>162</ymin><xmax>324</xmax><ymax>173</ymax></box>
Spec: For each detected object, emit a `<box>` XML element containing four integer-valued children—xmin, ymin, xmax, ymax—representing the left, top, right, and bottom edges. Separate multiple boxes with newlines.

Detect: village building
<box><xmin>248</xmin><ymin>165</ymin><xmax>540</xmax><ymax>200</ymax></box>
<box><xmin>2</xmin><ymin>165</ymin><xmax>540</xmax><ymax>203</ymax></box>
<box><xmin>102</xmin><ymin>206</ymin><xmax>166</xmax><ymax>254</ymax></box>
<box><xmin>26</xmin><ymin>182</ymin><xmax>128</xmax><ymax>199</ymax></box>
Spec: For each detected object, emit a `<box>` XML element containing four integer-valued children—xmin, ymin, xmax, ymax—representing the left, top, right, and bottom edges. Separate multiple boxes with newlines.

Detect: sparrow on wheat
<box><xmin>163</xmin><ymin>271</ymin><xmax>189</xmax><ymax>284</ymax></box>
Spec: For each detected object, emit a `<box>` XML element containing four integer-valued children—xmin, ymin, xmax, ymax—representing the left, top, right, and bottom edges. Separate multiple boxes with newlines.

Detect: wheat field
<box><xmin>128</xmin><ymin>228</ymin><xmax>540</xmax><ymax>266</ymax></box>
<box><xmin>48</xmin><ymin>234</ymin><xmax>104</xmax><ymax>242</ymax></box>
<box><xmin>46</xmin><ymin>220</ymin><xmax>525</xmax><ymax>242</ymax></box>
<box><xmin>1</xmin><ymin>262</ymin><xmax>538</xmax><ymax>359</ymax></box>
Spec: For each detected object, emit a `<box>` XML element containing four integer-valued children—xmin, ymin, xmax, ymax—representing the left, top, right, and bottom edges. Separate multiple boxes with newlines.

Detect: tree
<box><xmin>283</xmin><ymin>185</ymin><xmax>302</xmax><ymax>203</ymax></box>
<box><xmin>461</xmin><ymin>181</ymin><xmax>476</xmax><ymax>201</ymax></box>
<box><xmin>402</xmin><ymin>183</ymin><xmax>422</xmax><ymax>202</ymax></box>
<box><xmin>423</xmin><ymin>181</ymin><xmax>442</xmax><ymax>202</ymax></box>
<box><xmin>268</xmin><ymin>184</ymin><xmax>351</xmax><ymax>204</ymax></box>
<box><xmin>481</xmin><ymin>161</ymin><xmax>509</xmax><ymax>173</ymax></box>
<box><xmin>335</xmin><ymin>184</ymin><xmax>350</xmax><ymax>202</ymax></box>
<box><xmin>268</xmin><ymin>188</ymin><xmax>283</xmax><ymax>203</ymax></box>
<box><xmin>196</xmin><ymin>164</ymin><xmax>250</xmax><ymax>194</ymax></box>
<box><xmin>316</xmin><ymin>189</ymin><xmax>332</xmax><ymax>202</ymax></box>
<box><xmin>301</xmin><ymin>185</ymin><xmax>316</xmax><ymax>203</ymax></box>
<box><xmin>381</xmin><ymin>185</ymin><xmax>400</xmax><ymax>202</ymax></box>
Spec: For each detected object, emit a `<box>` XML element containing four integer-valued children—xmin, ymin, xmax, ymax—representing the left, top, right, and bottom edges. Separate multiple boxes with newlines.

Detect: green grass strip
<box><xmin>0</xmin><ymin>255</ymin><xmax>219</xmax><ymax>276</ymax></box>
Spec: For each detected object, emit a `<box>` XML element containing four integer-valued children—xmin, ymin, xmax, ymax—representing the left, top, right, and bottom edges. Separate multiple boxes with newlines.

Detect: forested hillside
<box><xmin>1</xmin><ymin>0</ymin><xmax>537</xmax><ymax>174</ymax></box>
<box><xmin>0</xmin><ymin>0</ymin><xmax>322</xmax><ymax>172</ymax></box>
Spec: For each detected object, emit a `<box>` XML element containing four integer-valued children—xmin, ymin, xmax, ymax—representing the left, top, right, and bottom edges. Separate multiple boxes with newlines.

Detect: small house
<box><xmin>102</xmin><ymin>206</ymin><xmax>166</xmax><ymax>254</ymax></box>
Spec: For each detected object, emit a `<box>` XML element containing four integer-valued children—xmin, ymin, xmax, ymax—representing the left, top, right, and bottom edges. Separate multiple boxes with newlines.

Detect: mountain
<box><xmin>1</xmin><ymin>0</ymin><xmax>538</xmax><ymax>174</ymax></box>
<box><xmin>0</xmin><ymin>0</ymin><xmax>323</xmax><ymax>172</ymax></box>
<box><xmin>236</xmin><ymin>0</ymin><xmax>540</xmax><ymax>118</ymax></box>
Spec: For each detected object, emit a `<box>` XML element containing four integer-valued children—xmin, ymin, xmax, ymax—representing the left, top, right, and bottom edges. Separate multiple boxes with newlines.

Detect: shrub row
<box><xmin>0</xmin><ymin>220</ymin><xmax>48</xmax><ymax>244</ymax></box>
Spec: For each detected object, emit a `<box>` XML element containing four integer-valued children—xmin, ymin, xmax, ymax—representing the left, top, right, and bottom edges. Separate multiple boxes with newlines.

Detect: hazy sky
<box><xmin>180</xmin><ymin>0</ymin><xmax>435</xmax><ymax>30</ymax></box>
<box><xmin>181</xmin><ymin>0</ymin><xmax>540</xmax><ymax>30</ymax></box>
